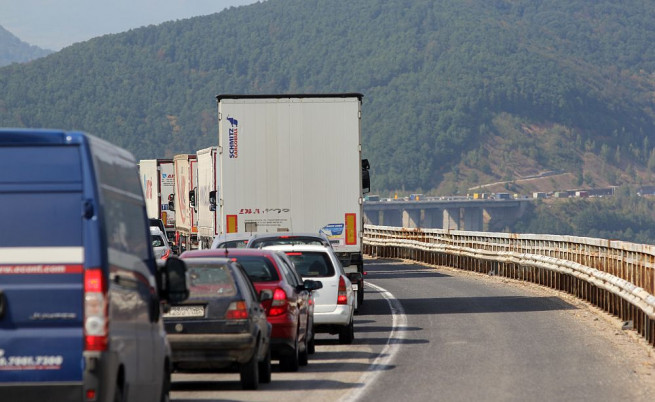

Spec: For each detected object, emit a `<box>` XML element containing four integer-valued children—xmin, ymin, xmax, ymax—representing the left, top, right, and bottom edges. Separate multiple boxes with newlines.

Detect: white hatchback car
<box><xmin>150</xmin><ymin>226</ymin><xmax>172</xmax><ymax>263</ymax></box>
<box><xmin>263</xmin><ymin>244</ymin><xmax>358</xmax><ymax>344</ymax></box>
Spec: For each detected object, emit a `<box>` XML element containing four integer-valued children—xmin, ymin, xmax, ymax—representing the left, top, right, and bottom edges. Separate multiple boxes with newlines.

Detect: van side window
<box><xmin>92</xmin><ymin>143</ymin><xmax>150</xmax><ymax>262</ymax></box>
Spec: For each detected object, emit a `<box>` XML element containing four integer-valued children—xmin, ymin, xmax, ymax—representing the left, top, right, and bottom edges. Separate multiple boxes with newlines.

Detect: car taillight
<box><xmin>268</xmin><ymin>288</ymin><xmax>287</xmax><ymax>316</ymax></box>
<box><xmin>337</xmin><ymin>276</ymin><xmax>348</xmax><ymax>305</ymax></box>
<box><xmin>162</xmin><ymin>248</ymin><xmax>171</xmax><ymax>260</ymax></box>
<box><xmin>84</xmin><ymin>268</ymin><xmax>108</xmax><ymax>351</ymax></box>
<box><xmin>226</xmin><ymin>301</ymin><xmax>249</xmax><ymax>319</ymax></box>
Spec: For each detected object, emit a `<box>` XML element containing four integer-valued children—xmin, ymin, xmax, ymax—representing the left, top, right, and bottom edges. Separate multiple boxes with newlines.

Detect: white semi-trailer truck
<box><xmin>215</xmin><ymin>93</ymin><xmax>370</xmax><ymax>304</ymax></box>
<box><xmin>169</xmin><ymin>153</ymin><xmax>198</xmax><ymax>252</ymax></box>
<box><xmin>138</xmin><ymin>158</ymin><xmax>176</xmax><ymax>242</ymax></box>
<box><xmin>196</xmin><ymin>146</ymin><xmax>219</xmax><ymax>249</ymax></box>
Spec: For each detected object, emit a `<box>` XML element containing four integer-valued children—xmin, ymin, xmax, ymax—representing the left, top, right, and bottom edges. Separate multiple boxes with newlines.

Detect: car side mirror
<box><xmin>347</xmin><ymin>272</ymin><xmax>362</xmax><ymax>283</ymax></box>
<box><xmin>209</xmin><ymin>190</ymin><xmax>216</xmax><ymax>212</ymax></box>
<box><xmin>302</xmin><ymin>279</ymin><xmax>323</xmax><ymax>291</ymax></box>
<box><xmin>168</xmin><ymin>194</ymin><xmax>175</xmax><ymax>211</ymax></box>
<box><xmin>159</xmin><ymin>257</ymin><xmax>189</xmax><ymax>304</ymax></box>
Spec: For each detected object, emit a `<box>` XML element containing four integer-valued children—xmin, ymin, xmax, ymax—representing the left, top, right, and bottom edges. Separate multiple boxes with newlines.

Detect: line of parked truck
<box><xmin>140</xmin><ymin>94</ymin><xmax>371</xmax><ymax>306</ymax></box>
<box><xmin>0</xmin><ymin>93</ymin><xmax>371</xmax><ymax>400</ymax></box>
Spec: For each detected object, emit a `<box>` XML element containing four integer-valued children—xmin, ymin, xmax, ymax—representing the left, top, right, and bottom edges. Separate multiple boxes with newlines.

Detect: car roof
<box><xmin>210</xmin><ymin>233</ymin><xmax>253</xmax><ymax>247</ymax></box>
<box><xmin>180</xmin><ymin>248</ymin><xmax>279</xmax><ymax>259</ymax></box>
<box><xmin>178</xmin><ymin>254</ymin><xmax>232</xmax><ymax>264</ymax></box>
<box><xmin>263</xmin><ymin>244</ymin><xmax>332</xmax><ymax>253</ymax></box>
<box><xmin>150</xmin><ymin>227</ymin><xmax>165</xmax><ymax>235</ymax></box>
<box><xmin>249</xmin><ymin>232</ymin><xmax>329</xmax><ymax>240</ymax></box>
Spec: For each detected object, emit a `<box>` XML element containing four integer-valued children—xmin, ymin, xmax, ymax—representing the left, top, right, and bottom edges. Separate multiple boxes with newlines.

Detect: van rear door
<box><xmin>0</xmin><ymin>142</ymin><xmax>85</xmax><ymax>385</ymax></box>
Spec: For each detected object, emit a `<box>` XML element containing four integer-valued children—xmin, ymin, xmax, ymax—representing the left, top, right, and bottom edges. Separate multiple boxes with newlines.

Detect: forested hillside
<box><xmin>2</xmin><ymin>0</ymin><xmax>655</xmax><ymax>196</ymax></box>
<box><xmin>0</xmin><ymin>26</ymin><xmax>52</xmax><ymax>66</ymax></box>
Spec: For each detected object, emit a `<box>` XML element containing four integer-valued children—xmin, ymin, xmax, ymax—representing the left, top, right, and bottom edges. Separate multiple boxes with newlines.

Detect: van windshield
<box><xmin>0</xmin><ymin>146</ymin><xmax>82</xmax><ymax>247</ymax></box>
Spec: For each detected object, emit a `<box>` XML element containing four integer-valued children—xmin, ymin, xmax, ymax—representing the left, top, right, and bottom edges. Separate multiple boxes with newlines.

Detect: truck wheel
<box><xmin>240</xmin><ymin>348</ymin><xmax>260</xmax><ymax>390</ymax></box>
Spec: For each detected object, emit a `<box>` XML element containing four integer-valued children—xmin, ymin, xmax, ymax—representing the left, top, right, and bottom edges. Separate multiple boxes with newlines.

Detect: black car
<box><xmin>164</xmin><ymin>255</ymin><xmax>272</xmax><ymax>390</ymax></box>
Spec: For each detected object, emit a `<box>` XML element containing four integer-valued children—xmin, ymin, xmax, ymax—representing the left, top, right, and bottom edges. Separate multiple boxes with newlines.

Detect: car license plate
<box><xmin>352</xmin><ymin>284</ymin><xmax>358</xmax><ymax>291</ymax></box>
<box><xmin>164</xmin><ymin>305</ymin><xmax>205</xmax><ymax>318</ymax></box>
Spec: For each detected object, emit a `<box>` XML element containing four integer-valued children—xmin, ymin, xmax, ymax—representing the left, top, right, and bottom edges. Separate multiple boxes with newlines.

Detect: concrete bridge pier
<box><xmin>443</xmin><ymin>208</ymin><xmax>460</xmax><ymax>230</ymax></box>
<box><xmin>380</xmin><ymin>209</ymin><xmax>402</xmax><ymax>227</ymax></box>
<box><xmin>403</xmin><ymin>209</ymin><xmax>421</xmax><ymax>228</ymax></box>
<box><xmin>462</xmin><ymin>207</ymin><xmax>483</xmax><ymax>231</ymax></box>
<box><xmin>423</xmin><ymin>208</ymin><xmax>443</xmax><ymax>229</ymax></box>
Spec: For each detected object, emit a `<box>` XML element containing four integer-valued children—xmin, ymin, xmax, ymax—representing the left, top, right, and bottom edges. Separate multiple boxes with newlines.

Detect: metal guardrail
<box><xmin>362</xmin><ymin>224</ymin><xmax>655</xmax><ymax>347</ymax></box>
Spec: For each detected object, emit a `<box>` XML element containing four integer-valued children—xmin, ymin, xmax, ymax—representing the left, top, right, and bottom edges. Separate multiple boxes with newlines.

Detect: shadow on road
<box><xmin>362</xmin><ymin>295</ymin><xmax>577</xmax><ymax>315</ymax></box>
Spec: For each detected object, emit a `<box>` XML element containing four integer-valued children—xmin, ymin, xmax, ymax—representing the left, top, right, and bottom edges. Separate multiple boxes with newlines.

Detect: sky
<box><xmin>0</xmin><ymin>0</ymin><xmax>259</xmax><ymax>51</ymax></box>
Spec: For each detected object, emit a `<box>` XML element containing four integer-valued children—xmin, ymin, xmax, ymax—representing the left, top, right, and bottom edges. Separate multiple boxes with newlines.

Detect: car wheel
<box><xmin>240</xmin><ymin>347</ymin><xmax>260</xmax><ymax>390</ymax></box>
<box><xmin>357</xmin><ymin>284</ymin><xmax>364</xmax><ymax>307</ymax></box>
<box><xmin>258</xmin><ymin>345</ymin><xmax>272</xmax><ymax>384</ymax></box>
<box><xmin>279</xmin><ymin>336</ymin><xmax>299</xmax><ymax>372</ymax></box>
<box><xmin>307</xmin><ymin>333</ymin><xmax>316</xmax><ymax>355</ymax></box>
<box><xmin>299</xmin><ymin>335</ymin><xmax>309</xmax><ymax>366</ymax></box>
<box><xmin>339</xmin><ymin>316</ymin><xmax>354</xmax><ymax>344</ymax></box>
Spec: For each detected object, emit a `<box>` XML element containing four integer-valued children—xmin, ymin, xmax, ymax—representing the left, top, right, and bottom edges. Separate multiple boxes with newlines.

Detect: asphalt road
<box><xmin>171</xmin><ymin>258</ymin><xmax>655</xmax><ymax>402</ymax></box>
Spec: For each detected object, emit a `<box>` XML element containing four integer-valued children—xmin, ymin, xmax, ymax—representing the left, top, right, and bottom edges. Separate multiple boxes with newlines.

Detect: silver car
<box><xmin>150</xmin><ymin>226</ymin><xmax>171</xmax><ymax>262</ymax></box>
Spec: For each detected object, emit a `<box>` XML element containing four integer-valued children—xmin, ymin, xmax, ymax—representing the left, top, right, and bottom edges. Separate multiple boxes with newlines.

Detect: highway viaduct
<box><xmin>362</xmin><ymin>198</ymin><xmax>532</xmax><ymax>231</ymax></box>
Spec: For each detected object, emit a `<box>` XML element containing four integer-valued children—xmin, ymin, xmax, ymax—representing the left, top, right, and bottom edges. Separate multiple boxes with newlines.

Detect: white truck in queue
<box><xmin>214</xmin><ymin>93</ymin><xmax>370</xmax><ymax>305</ymax></box>
<box><xmin>169</xmin><ymin>154</ymin><xmax>198</xmax><ymax>252</ymax></box>
<box><xmin>196</xmin><ymin>146</ymin><xmax>219</xmax><ymax>248</ymax></box>
<box><xmin>138</xmin><ymin>158</ymin><xmax>176</xmax><ymax>242</ymax></box>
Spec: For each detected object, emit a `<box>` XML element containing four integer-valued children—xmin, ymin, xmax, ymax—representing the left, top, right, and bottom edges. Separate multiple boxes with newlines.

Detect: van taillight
<box><xmin>268</xmin><ymin>288</ymin><xmax>288</xmax><ymax>316</ymax></box>
<box><xmin>162</xmin><ymin>248</ymin><xmax>171</xmax><ymax>260</ymax></box>
<box><xmin>226</xmin><ymin>301</ymin><xmax>249</xmax><ymax>319</ymax></box>
<box><xmin>337</xmin><ymin>276</ymin><xmax>348</xmax><ymax>305</ymax></box>
<box><xmin>84</xmin><ymin>268</ymin><xmax>108</xmax><ymax>351</ymax></box>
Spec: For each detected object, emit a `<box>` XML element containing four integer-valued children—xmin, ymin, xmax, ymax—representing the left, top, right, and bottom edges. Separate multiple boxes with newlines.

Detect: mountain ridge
<box><xmin>0</xmin><ymin>25</ymin><xmax>52</xmax><ymax>67</ymax></box>
<box><xmin>1</xmin><ymin>0</ymin><xmax>655</xmax><ymax>196</ymax></box>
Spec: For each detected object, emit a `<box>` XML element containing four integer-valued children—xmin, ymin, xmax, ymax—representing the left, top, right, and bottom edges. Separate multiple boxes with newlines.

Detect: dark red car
<box><xmin>181</xmin><ymin>248</ymin><xmax>322</xmax><ymax>372</ymax></box>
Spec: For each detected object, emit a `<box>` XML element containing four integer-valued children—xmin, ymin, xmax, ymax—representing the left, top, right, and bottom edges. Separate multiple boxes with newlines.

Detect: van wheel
<box><xmin>339</xmin><ymin>317</ymin><xmax>354</xmax><ymax>344</ymax></box>
<box><xmin>160</xmin><ymin>364</ymin><xmax>171</xmax><ymax>402</ymax></box>
<box><xmin>258</xmin><ymin>345</ymin><xmax>271</xmax><ymax>384</ymax></box>
<box><xmin>240</xmin><ymin>348</ymin><xmax>259</xmax><ymax>390</ymax></box>
<box><xmin>113</xmin><ymin>383</ymin><xmax>124</xmax><ymax>402</ymax></box>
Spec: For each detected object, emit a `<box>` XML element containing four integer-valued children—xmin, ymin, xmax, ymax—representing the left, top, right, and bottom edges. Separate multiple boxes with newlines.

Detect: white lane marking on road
<box><xmin>342</xmin><ymin>282</ymin><xmax>407</xmax><ymax>402</ymax></box>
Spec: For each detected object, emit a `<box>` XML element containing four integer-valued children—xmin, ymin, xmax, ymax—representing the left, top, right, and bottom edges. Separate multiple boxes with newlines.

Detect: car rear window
<box><xmin>284</xmin><ymin>252</ymin><xmax>335</xmax><ymax>278</ymax></box>
<box><xmin>187</xmin><ymin>263</ymin><xmax>237</xmax><ymax>298</ymax></box>
<box><xmin>232</xmin><ymin>256</ymin><xmax>280</xmax><ymax>282</ymax></box>
<box><xmin>218</xmin><ymin>240</ymin><xmax>249</xmax><ymax>248</ymax></box>
<box><xmin>250</xmin><ymin>236</ymin><xmax>328</xmax><ymax>249</ymax></box>
<box><xmin>151</xmin><ymin>234</ymin><xmax>165</xmax><ymax>247</ymax></box>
